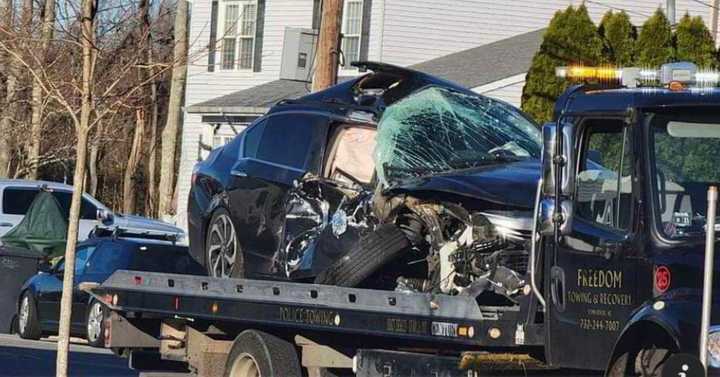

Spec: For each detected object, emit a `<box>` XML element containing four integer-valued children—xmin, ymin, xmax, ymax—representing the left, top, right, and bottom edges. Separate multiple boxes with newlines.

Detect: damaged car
<box><xmin>188</xmin><ymin>62</ymin><xmax>541</xmax><ymax>303</ymax></box>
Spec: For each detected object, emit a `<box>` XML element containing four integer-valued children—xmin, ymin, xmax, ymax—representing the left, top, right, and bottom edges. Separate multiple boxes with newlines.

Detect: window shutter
<box><xmin>253</xmin><ymin>0</ymin><xmax>266</xmax><ymax>72</ymax></box>
<box><xmin>312</xmin><ymin>0</ymin><xmax>321</xmax><ymax>30</ymax></box>
<box><xmin>207</xmin><ymin>1</ymin><xmax>219</xmax><ymax>72</ymax></box>
<box><xmin>359</xmin><ymin>0</ymin><xmax>372</xmax><ymax>62</ymax></box>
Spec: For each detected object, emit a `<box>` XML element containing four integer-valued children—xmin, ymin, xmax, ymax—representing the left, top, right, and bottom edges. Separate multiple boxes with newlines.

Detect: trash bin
<box><xmin>0</xmin><ymin>245</ymin><xmax>44</xmax><ymax>333</ymax></box>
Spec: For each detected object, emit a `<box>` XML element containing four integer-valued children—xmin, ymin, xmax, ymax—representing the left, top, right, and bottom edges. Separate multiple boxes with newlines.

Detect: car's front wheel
<box><xmin>17</xmin><ymin>292</ymin><xmax>41</xmax><ymax>340</ymax></box>
<box><xmin>206</xmin><ymin>208</ymin><xmax>244</xmax><ymax>278</ymax></box>
<box><xmin>85</xmin><ymin>300</ymin><xmax>106</xmax><ymax>347</ymax></box>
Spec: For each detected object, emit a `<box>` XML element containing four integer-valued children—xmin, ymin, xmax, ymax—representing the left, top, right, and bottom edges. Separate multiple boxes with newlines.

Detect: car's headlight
<box><xmin>708</xmin><ymin>326</ymin><xmax>720</xmax><ymax>368</ymax></box>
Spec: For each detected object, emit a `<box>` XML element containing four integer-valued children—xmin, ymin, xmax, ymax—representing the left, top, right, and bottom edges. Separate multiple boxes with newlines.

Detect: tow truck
<box><xmin>86</xmin><ymin>62</ymin><xmax>720</xmax><ymax>376</ymax></box>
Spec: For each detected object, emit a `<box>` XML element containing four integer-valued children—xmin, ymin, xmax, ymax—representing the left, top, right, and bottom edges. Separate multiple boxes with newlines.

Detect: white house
<box><xmin>176</xmin><ymin>0</ymin><xmax>719</xmax><ymax>229</ymax></box>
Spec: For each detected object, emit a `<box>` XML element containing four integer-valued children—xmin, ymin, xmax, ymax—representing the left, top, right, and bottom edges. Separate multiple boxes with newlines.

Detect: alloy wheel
<box><xmin>207</xmin><ymin>213</ymin><xmax>239</xmax><ymax>278</ymax></box>
<box><xmin>86</xmin><ymin>302</ymin><xmax>103</xmax><ymax>343</ymax></box>
<box><xmin>18</xmin><ymin>295</ymin><xmax>29</xmax><ymax>334</ymax></box>
<box><xmin>229</xmin><ymin>353</ymin><xmax>261</xmax><ymax>377</ymax></box>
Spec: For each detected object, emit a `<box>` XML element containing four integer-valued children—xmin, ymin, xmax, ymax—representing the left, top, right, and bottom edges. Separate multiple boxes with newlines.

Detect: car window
<box><xmin>51</xmin><ymin>191</ymin><xmax>98</xmax><ymax>220</ymax></box>
<box><xmin>325</xmin><ymin>125</ymin><xmax>377</xmax><ymax>184</ymax></box>
<box><xmin>130</xmin><ymin>245</ymin><xmax>205</xmax><ymax>275</ymax></box>
<box><xmin>255</xmin><ymin>114</ymin><xmax>327</xmax><ymax>170</ymax></box>
<box><xmin>243</xmin><ymin>119</ymin><xmax>266</xmax><ymax>158</ymax></box>
<box><xmin>57</xmin><ymin>245</ymin><xmax>96</xmax><ymax>275</ymax></box>
<box><xmin>575</xmin><ymin>120</ymin><xmax>633</xmax><ymax>231</ymax></box>
<box><xmin>2</xmin><ymin>187</ymin><xmax>40</xmax><ymax>215</ymax></box>
<box><xmin>85</xmin><ymin>242</ymin><xmax>133</xmax><ymax>274</ymax></box>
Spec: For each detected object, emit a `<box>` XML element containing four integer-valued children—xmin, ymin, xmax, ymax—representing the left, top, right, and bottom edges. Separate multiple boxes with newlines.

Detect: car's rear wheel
<box><xmin>17</xmin><ymin>292</ymin><xmax>41</xmax><ymax>340</ymax></box>
<box><xmin>86</xmin><ymin>300</ymin><xmax>106</xmax><ymax>347</ymax></box>
<box><xmin>206</xmin><ymin>208</ymin><xmax>244</xmax><ymax>278</ymax></box>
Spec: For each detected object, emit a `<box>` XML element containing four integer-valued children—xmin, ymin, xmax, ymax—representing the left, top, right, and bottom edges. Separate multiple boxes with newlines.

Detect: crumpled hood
<box><xmin>388</xmin><ymin>159</ymin><xmax>541</xmax><ymax>209</ymax></box>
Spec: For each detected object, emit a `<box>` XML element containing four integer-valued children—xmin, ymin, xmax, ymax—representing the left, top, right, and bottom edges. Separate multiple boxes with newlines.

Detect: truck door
<box><xmin>547</xmin><ymin>119</ymin><xmax>640</xmax><ymax>370</ymax></box>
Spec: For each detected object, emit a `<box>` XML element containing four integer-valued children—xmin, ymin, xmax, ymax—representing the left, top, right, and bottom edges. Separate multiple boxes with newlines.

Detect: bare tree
<box><xmin>158</xmin><ymin>0</ymin><xmax>188</xmax><ymax>220</ymax></box>
<box><xmin>0</xmin><ymin>0</ymin><xmax>20</xmax><ymax>177</ymax></box>
<box><xmin>123</xmin><ymin>110</ymin><xmax>145</xmax><ymax>213</ymax></box>
<box><xmin>55</xmin><ymin>0</ymin><xmax>95</xmax><ymax>373</ymax></box>
<box><xmin>27</xmin><ymin>0</ymin><xmax>55</xmax><ymax>179</ymax></box>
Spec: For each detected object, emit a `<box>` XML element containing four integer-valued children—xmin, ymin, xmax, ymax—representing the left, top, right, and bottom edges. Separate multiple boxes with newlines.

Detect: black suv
<box><xmin>188</xmin><ymin>62</ymin><xmax>541</xmax><ymax>300</ymax></box>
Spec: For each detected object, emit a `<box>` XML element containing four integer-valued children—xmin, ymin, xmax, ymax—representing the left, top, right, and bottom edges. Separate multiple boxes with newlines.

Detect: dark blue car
<box><xmin>16</xmin><ymin>237</ymin><xmax>203</xmax><ymax>347</ymax></box>
<box><xmin>188</xmin><ymin>62</ymin><xmax>541</xmax><ymax>300</ymax></box>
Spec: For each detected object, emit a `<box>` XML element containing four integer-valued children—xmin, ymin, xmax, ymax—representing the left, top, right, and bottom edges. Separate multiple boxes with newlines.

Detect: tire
<box><xmin>223</xmin><ymin>330</ymin><xmax>301</xmax><ymax>377</ymax></box>
<box><xmin>315</xmin><ymin>224</ymin><xmax>410</xmax><ymax>287</ymax></box>
<box><xmin>205</xmin><ymin>208</ymin><xmax>244</xmax><ymax>278</ymax></box>
<box><xmin>608</xmin><ymin>346</ymin><xmax>671</xmax><ymax>377</ymax></box>
<box><xmin>17</xmin><ymin>292</ymin><xmax>41</xmax><ymax>340</ymax></box>
<box><xmin>85</xmin><ymin>300</ymin><xmax>106</xmax><ymax>347</ymax></box>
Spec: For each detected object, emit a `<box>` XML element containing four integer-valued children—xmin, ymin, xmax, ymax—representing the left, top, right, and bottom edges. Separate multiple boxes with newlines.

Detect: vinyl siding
<box><xmin>379</xmin><ymin>0</ymin><xmax>715</xmax><ymax>67</ymax></box>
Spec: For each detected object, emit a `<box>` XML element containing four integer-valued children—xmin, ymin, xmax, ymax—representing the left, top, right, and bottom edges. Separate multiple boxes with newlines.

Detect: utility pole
<box><xmin>666</xmin><ymin>0</ymin><xmax>676</xmax><ymax>26</ymax></box>
<box><xmin>312</xmin><ymin>0</ymin><xmax>343</xmax><ymax>92</ymax></box>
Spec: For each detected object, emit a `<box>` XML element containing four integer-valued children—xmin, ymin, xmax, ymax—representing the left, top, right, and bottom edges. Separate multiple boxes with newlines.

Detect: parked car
<box><xmin>16</xmin><ymin>235</ymin><xmax>204</xmax><ymax>346</ymax></box>
<box><xmin>0</xmin><ymin>179</ymin><xmax>185</xmax><ymax>242</ymax></box>
<box><xmin>188</xmin><ymin>62</ymin><xmax>541</xmax><ymax>301</ymax></box>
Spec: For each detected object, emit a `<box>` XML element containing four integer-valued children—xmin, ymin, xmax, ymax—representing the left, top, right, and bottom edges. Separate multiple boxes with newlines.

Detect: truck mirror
<box><xmin>541</xmin><ymin>121</ymin><xmax>576</xmax><ymax>196</ymax></box>
<box><xmin>539</xmin><ymin>198</ymin><xmax>574</xmax><ymax>236</ymax></box>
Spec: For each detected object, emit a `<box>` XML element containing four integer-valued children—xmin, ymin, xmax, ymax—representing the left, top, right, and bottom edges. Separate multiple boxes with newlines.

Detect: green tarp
<box><xmin>1</xmin><ymin>191</ymin><xmax>68</xmax><ymax>257</ymax></box>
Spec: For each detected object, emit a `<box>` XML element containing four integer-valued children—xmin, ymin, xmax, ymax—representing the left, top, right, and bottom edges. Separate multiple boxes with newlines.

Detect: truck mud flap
<box><xmin>354</xmin><ymin>349</ymin><xmax>468</xmax><ymax>377</ymax></box>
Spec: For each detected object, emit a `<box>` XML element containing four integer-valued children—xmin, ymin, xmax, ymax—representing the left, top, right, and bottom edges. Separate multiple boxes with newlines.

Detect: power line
<box><xmin>584</xmin><ymin>0</ymin><xmax>653</xmax><ymax>19</ymax></box>
<box><xmin>690</xmin><ymin>0</ymin><xmax>719</xmax><ymax>11</ymax></box>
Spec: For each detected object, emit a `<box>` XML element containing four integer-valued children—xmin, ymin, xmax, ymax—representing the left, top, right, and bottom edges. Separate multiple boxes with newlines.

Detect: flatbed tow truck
<box><xmin>86</xmin><ymin>62</ymin><xmax>720</xmax><ymax>376</ymax></box>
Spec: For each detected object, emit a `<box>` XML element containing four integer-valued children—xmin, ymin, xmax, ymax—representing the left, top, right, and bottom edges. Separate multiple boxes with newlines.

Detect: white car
<box><xmin>0</xmin><ymin>179</ymin><xmax>184</xmax><ymax>241</ymax></box>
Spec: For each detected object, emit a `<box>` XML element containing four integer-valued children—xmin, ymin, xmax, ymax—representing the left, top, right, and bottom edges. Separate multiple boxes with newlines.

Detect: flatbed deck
<box><xmin>91</xmin><ymin>270</ymin><xmax>544</xmax><ymax>349</ymax></box>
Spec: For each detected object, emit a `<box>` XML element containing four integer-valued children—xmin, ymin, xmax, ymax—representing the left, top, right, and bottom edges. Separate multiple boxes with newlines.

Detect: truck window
<box><xmin>575</xmin><ymin>120</ymin><xmax>633</xmax><ymax>231</ymax></box>
<box><xmin>2</xmin><ymin>187</ymin><xmax>39</xmax><ymax>215</ymax></box>
<box><xmin>52</xmin><ymin>191</ymin><xmax>98</xmax><ymax>220</ymax></box>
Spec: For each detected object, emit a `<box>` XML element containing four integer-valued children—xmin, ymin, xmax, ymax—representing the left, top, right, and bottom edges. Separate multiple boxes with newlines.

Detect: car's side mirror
<box><xmin>97</xmin><ymin>208</ymin><xmax>114</xmax><ymax>225</ymax></box>
<box><xmin>37</xmin><ymin>260</ymin><xmax>52</xmax><ymax>273</ymax></box>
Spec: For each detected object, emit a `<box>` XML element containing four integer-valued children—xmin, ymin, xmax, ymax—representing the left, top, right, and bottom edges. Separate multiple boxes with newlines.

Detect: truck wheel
<box><xmin>17</xmin><ymin>292</ymin><xmax>41</xmax><ymax>340</ymax></box>
<box><xmin>206</xmin><ymin>208</ymin><xmax>245</xmax><ymax>279</ymax></box>
<box><xmin>608</xmin><ymin>346</ymin><xmax>671</xmax><ymax>377</ymax></box>
<box><xmin>314</xmin><ymin>224</ymin><xmax>409</xmax><ymax>287</ymax></box>
<box><xmin>85</xmin><ymin>300</ymin><xmax>106</xmax><ymax>347</ymax></box>
<box><xmin>224</xmin><ymin>330</ymin><xmax>301</xmax><ymax>377</ymax></box>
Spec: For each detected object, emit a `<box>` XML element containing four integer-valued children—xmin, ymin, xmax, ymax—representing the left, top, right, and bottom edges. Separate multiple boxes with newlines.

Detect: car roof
<box><xmin>0</xmin><ymin>179</ymin><xmax>107</xmax><ymax>209</ymax></box>
<box><xmin>554</xmin><ymin>86</ymin><xmax>720</xmax><ymax>118</ymax></box>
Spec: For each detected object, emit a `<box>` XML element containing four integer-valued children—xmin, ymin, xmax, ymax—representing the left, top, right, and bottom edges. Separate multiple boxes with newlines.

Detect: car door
<box><xmin>0</xmin><ymin>187</ymin><xmax>40</xmax><ymax>236</ymax></box>
<box><xmin>37</xmin><ymin>243</ymin><xmax>97</xmax><ymax>328</ymax></box>
<box><xmin>546</xmin><ymin>119</ymin><xmax>641</xmax><ymax>370</ymax></box>
<box><xmin>227</xmin><ymin>113</ymin><xmax>329</xmax><ymax>277</ymax></box>
<box><xmin>279</xmin><ymin>124</ymin><xmax>378</xmax><ymax>279</ymax></box>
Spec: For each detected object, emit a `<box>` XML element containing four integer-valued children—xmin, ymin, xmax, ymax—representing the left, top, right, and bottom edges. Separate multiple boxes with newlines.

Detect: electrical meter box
<box><xmin>280</xmin><ymin>28</ymin><xmax>318</xmax><ymax>82</ymax></box>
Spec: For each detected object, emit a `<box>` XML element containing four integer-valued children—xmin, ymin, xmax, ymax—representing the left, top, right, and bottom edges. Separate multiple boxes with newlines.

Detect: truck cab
<box><xmin>540</xmin><ymin>63</ymin><xmax>720</xmax><ymax>374</ymax></box>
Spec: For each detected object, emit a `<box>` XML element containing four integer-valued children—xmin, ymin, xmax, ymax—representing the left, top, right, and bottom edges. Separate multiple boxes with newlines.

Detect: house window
<box><xmin>341</xmin><ymin>0</ymin><xmax>363</xmax><ymax>68</ymax></box>
<box><xmin>220</xmin><ymin>0</ymin><xmax>257</xmax><ymax>70</ymax></box>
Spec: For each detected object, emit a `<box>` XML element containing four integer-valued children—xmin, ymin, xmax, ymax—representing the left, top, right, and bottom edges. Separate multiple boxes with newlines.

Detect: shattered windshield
<box><xmin>374</xmin><ymin>86</ymin><xmax>541</xmax><ymax>184</ymax></box>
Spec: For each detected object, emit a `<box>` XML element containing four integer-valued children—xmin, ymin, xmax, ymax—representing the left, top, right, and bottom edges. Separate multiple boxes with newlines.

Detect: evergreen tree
<box><xmin>636</xmin><ymin>9</ymin><xmax>673</xmax><ymax>67</ymax></box>
<box><xmin>521</xmin><ymin>5</ymin><xmax>603</xmax><ymax>123</ymax></box>
<box><xmin>675</xmin><ymin>13</ymin><xmax>716</xmax><ymax>68</ymax></box>
<box><xmin>599</xmin><ymin>10</ymin><xmax>636</xmax><ymax>66</ymax></box>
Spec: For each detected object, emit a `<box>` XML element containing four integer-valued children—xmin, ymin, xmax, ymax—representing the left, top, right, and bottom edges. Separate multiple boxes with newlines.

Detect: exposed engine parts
<box><xmin>279</xmin><ymin>173</ymin><xmax>531</xmax><ymax>303</ymax></box>
<box><xmin>396</xmin><ymin>199</ymin><xmax>529</xmax><ymax>301</ymax></box>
